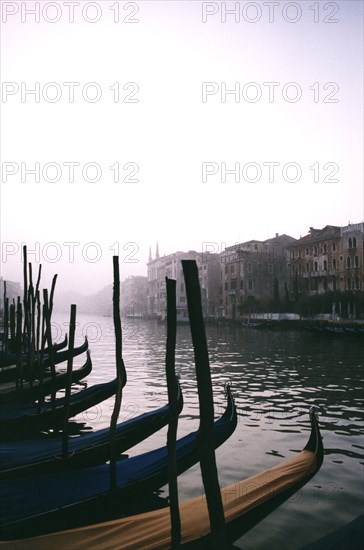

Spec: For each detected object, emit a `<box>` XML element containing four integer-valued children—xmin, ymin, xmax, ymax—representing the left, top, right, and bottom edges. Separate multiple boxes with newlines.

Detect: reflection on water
<box><xmin>54</xmin><ymin>313</ymin><xmax>364</xmax><ymax>549</ymax></box>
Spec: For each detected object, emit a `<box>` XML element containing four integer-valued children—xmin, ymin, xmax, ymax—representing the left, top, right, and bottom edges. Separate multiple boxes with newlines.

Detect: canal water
<box><xmin>53</xmin><ymin>313</ymin><xmax>364</xmax><ymax>549</ymax></box>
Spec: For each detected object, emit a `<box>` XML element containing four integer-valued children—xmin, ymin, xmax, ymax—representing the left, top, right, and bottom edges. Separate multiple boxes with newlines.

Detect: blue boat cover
<box><xmin>0</xmin><ymin>403</ymin><xmax>235</xmax><ymax>526</ymax></box>
<box><xmin>0</xmin><ymin>396</ymin><xmax>171</xmax><ymax>471</ymax></box>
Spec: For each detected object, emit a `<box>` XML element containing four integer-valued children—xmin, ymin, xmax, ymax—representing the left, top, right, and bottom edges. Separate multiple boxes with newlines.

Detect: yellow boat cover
<box><xmin>3</xmin><ymin>450</ymin><xmax>316</xmax><ymax>550</ymax></box>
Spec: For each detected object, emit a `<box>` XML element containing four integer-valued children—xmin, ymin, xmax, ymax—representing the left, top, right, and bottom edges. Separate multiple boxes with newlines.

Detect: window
<box><xmin>347</xmin><ymin>257</ymin><xmax>351</xmax><ymax>269</ymax></box>
<box><xmin>247</xmin><ymin>263</ymin><xmax>252</xmax><ymax>273</ymax></box>
<box><xmin>323</xmin><ymin>278</ymin><xmax>328</xmax><ymax>291</ymax></box>
<box><xmin>314</xmin><ymin>245</ymin><xmax>318</xmax><ymax>256</ymax></box>
<box><xmin>230</xmin><ymin>280</ymin><xmax>237</xmax><ymax>290</ymax></box>
<box><xmin>314</xmin><ymin>261</ymin><xmax>318</xmax><ymax>272</ymax></box>
<box><xmin>306</xmin><ymin>263</ymin><xmax>309</xmax><ymax>272</ymax></box>
<box><xmin>230</xmin><ymin>264</ymin><xmax>235</xmax><ymax>274</ymax></box>
<box><xmin>348</xmin><ymin>238</ymin><xmax>352</xmax><ymax>249</ymax></box>
<box><xmin>333</xmin><ymin>259</ymin><xmax>336</xmax><ymax>270</ymax></box>
<box><xmin>180</xmin><ymin>282</ymin><xmax>184</xmax><ymax>292</ymax></box>
<box><xmin>353</xmin><ymin>237</ymin><xmax>357</xmax><ymax>248</ymax></box>
<box><xmin>355</xmin><ymin>277</ymin><xmax>360</xmax><ymax>290</ymax></box>
<box><xmin>306</xmin><ymin>248</ymin><xmax>309</xmax><ymax>256</ymax></box>
<box><xmin>323</xmin><ymin>260</ymin><xmax>327</xmax><ymax>271</ymax></box>
<box><xmin>354</xmin><ymin>255</ymin><xmax>359</xmax><ymax>268</ymax></box>
<box><xmin>180</xmin><ymin>296</ymin><xmax>186</xmax><ymax>303</ymax></box>
<box><xmin>225</xmin><ymin>265</ymin><xmax>228</xmax><ymax>274</ymax></box>
<box><xmin>248</xmin><ymin>280</ymin><xmax>253</xmax><ymax>290</ymax></box>
<box><xmin>225</xmin><ymin>282</ymin><xmax>228</xmax><ymax>290</ymax></box>
<box><xmin>240</xmin><ymin>279</ymin><xmax>244</xmax><ymax>289</ymax></box>
<box><xmin>323</xmin><ymin>244</ymin><xmax>327</xmax><ymax>254</ymax></box>
<box><xmin>333</xmin><ymin>276</ymin><xmax>336</xmax><ymax>290</ymax></box>
<box><xmin>332</xmin><ymin>242</ymin><xmax>336</xmax><ymax>252</ymax></box>
<box><xmin>347</xmin><ymin>278</ymin><xmax>352</xmax><ymax>290</ymax></box>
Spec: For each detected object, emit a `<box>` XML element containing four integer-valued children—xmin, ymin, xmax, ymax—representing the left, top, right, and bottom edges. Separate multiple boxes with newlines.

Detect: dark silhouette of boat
<box><xmin>0</xmin><ymin>379</ymin><xmax>183</xmax><ymax>476</ymax></box>
<box><xmin>0</xmin><ymin>386</ymin><xmax>237</xmax><ymax>540</ymax></box>
<box><xmin>0</xmin><ymin>404</ymin><xmax>322</xmax><ymax>548</ymax></box>
<box><xmin>0</xmin><ymin>351</ymin><xmax>92</xmax><ymax>405</ymax></box>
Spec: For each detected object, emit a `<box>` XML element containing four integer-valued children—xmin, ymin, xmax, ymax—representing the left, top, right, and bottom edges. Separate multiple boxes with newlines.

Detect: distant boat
<box><xmin>241</xmin><ymin>321</ymin><xmax>263</xmax><ymax>328</ymax></box>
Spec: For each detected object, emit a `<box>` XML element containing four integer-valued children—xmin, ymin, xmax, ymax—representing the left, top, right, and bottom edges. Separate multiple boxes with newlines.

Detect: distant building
<box><xmin>120</xmin><ymin>276</ymin><xmax>148</xmax><ymax>317</ymax></box>
<box><xmin>147</xmin><ymin>244</ymin><xmax>220</xmax><ymax>320</ymax></box>
<box><xmin>220</xmin><ymin>234</ymin><xmax>296</xmax><ymax>319</ymax></box>
<box><xmin>341</xmin><ymin>222</ymin><xmax>364</xmax><ymax>292</ymax></box>
<box><xmin>0</xmin><ymin>277</ymin><xmax>22</xmax><ymax>312</ymax></box>
<box><xmin>286</xmin><ymin>223</ymin><xmax>363</xmax><ymax>295</ymax></box>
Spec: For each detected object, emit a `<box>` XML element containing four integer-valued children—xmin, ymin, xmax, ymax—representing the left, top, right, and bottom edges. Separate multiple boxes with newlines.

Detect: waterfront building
<box><xmin>147</xmin><ymin>244</ymin><xmax>220</xmax><ymax>319</ymax></box>
<box><xmin>220</xmin><ymin>234</ymin><xmax>296</xmax><ymax>319</ymax></box>
<box><xmin>286</xmin><ymin>223</ymin><xmax>363</xmax><ymax>295</ymax></box>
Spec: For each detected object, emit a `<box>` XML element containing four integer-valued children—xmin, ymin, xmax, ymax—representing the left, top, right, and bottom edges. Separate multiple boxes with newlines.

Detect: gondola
<box><xmin>0</xmin><ymin>375</ymin><xmax>117</xmax><ymax>439</ymax></box>
<box><xmin>0</xmin><ymin>405</ymin><xmax>322</xmax><ymax>548</ymax></box>
<box><xmin>0</xmin><ymin>335</ymin><xmax>69</xmax><ymax>369</ymax></box>
<box><xmin>0</xmin><ymin>351</ymin><xmax>92</xmax><ymax>405</ymax></box>
<box><xmin>0</xmin><ymin>386</ymin><xmax>237</xmax><ymax>540</ymax></box>
<box><xmin>0</xmin><ymin>378</ymin><xmax>183</xmax><ymax>476</ymax></box>
<box><xmin>0</xmin><ymin>337</ymin><xmax>87</xmax><ymax>383</ymax></box>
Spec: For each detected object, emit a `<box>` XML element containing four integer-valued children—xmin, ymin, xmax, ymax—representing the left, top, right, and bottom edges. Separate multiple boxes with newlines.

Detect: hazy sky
<box><xmin>1</xmin><ymin>0</ymin><xmax>363</xmax><ymax>294</ymax></box>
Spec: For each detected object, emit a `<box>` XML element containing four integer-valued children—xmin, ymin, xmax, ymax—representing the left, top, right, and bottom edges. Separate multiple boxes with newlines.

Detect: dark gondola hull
<box><xmin>0</xmin><ymin>387</ymin><xmax>237</xmax><ymax>540</ymax></box>
<box><xmin>0</xmin><ymin>337</ymin><xmax>87</xmax><ymax>383</ymax></box>
<box><xmin>0</xmin><ymin>351</ymin><xmax>92</xmax><ymax>405</ymax></box>
<box><xmin>0</xmin><ymin>405</ymin><xmax>322</xmax><ymax>549</ymax></box>
<box><xmin>0</xmin><ymin>379</ymin><xmax>184</xmax><ymax>476</ymax></box>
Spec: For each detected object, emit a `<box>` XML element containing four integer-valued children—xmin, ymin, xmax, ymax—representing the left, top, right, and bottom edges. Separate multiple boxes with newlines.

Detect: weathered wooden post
<box><xmin>15</xmin><ymin>297</ymin><xmax>23</xmax><ymax>392</ymax></box>
<box><xmin>43</xmin><ymin>289</ymin><xmax>56</xmax><ymax>409</ymax></box>
<box><xmin>62</xmin><ymin>304</ymin><xmax>76</xmax><ymax>458</ymax></box>
<box><xmin>110</xmin><ymin>256</ymin><xmax>127</xmax><ymax>492</ymax></box>
<box><xmin>165</xmin><ymin>277</ymin><xmax>181</xmax><ymax>548</ymax></box>
<box><xmin>3</xmin><ymin>283</ymin><xmax>9</xmax><ymax>356</ymax></box>
<box><xmin>182</xmin><ymin>260</ymin><xmax>227</xmax><ymax>550</ymax></box>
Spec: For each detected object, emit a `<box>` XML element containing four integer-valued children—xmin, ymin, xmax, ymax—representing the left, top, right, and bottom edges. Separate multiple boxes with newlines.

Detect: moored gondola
<box><xmin>0</xmin><ymin>405</ymin><xmax>322</xmax><ymax>548</ymax></box>
<box><xmin>0</xmin><ymin>337</ymin><xmax>87</xmax><ymax>383</ymax></box>
<box><xmin>0</xmin><ymin>378</ymin><xmax>184</xmax><ymax>476</ymax></box>
<box><xmin>0</xmin><ymin>376</ymin><xmax>117</xmax><ymax>439</ymax></box>
<box><xmin>0</xmin><ymin>350</ymin><xmax>92</xmax><ymax>405</ymax></box>
<box><xmin>0</xmin><ymin>385</ymin><xmax>237</xmax><ymax>540</ymax></box>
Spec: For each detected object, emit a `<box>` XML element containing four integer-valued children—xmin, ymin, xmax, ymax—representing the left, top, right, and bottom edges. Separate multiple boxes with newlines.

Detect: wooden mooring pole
<box><xmin>62</xmin><ymin>304</ymin><xmax>76</xmax><ymax>458</ymax></box>
<box><xmin>182</xmin><ymin>260</ymin><xmax>227</xmax><ymax>550</ymax></box>
<box><xmin>165</xmin><ymin>277</ymin><xmax>181</xmax><ymax>548</ymax></box>
<box><xmin>110</xmin><ymin>256</ymin><xmax>127</xmax><ymax>492</ymax></box>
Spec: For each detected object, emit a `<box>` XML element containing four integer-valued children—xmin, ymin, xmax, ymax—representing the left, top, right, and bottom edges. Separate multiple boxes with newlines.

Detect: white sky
<box><xmin>0</xmin><ymin>0</ymin><xmax>363</xmax><ymax>294</ymax></box>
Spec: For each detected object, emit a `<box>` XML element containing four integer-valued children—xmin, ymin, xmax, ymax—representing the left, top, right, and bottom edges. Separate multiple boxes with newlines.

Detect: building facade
<box><xmin>220</xmin><ymin>234</ymin><xmax>296</xmax><ymax>319</ymax></box>
<box><xmin>286</xmin><ymin>223</ymin><xmax>363</xmax><ymax>296</ymax></box>
<box><xmin>147</xmin><ymin>245</ymin><xmax>220</xmax><ymax>320</ymax></box>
